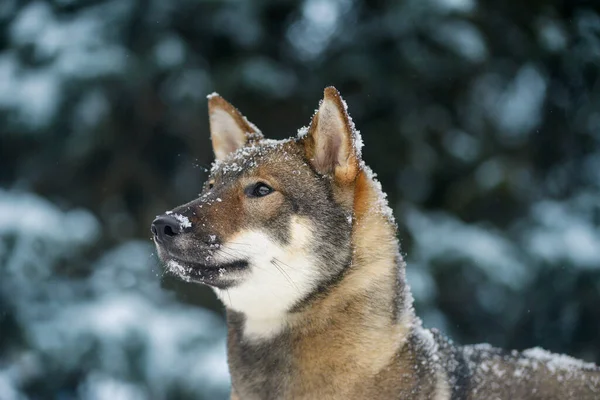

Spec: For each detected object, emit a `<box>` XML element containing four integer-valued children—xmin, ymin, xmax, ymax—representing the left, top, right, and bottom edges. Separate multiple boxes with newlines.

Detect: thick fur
<box><xmin>153</xmin><ymin>87</ymin><xmax>600</xmax><ymax>399</ymax></box>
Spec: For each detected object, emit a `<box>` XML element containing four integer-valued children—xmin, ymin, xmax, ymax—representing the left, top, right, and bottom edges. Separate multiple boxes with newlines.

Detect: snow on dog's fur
<box><xmin>152</xmin><ymin>87</ymin><xmax>600</xmax><ymax>400</ymax></box>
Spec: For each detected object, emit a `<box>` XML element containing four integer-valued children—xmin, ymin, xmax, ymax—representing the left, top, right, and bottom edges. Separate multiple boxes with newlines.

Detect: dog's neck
<box><xmin>226</xmin><ymin>169</ymin><xmax>418</xmax><ymax>398</ymax></box>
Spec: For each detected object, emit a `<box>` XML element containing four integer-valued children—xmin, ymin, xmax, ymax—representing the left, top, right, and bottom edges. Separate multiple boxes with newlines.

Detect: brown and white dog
<box><xmin>152</xmin><ymin>87</ymin><xmax>600</xmax><ymax>399</ymax></box>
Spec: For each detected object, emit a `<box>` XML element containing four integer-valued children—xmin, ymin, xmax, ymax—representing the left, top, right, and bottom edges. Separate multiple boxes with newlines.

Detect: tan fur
<box><xmin>288</xmin><ymin>177</ymin><xmax>414</xmax><ymax>398</ymax></box>
<box><xmin>194</xmin><ymin>180</ymin><xmax>245</xmax><ymax>240</ymax></box>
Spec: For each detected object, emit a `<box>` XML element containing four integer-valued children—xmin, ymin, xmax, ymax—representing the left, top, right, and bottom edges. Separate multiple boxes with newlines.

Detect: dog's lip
<box><xmin>168</xmin><ymin>257</ymin><xmax>248</xmax><ymax>272</ymax></box>
<box><xmin>163</xmin><ymin>255</ymin><xmax>249</xmax><ymax>286</ymax></box>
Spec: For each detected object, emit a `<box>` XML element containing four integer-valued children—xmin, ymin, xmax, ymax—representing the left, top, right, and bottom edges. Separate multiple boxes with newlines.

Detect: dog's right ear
<box><xmin>208</xmin><ymin>94</ymin><xmax>263</xmax><ymax>161</ymax></box>
<box><xmin>302</xmin><ymin>87</ymin><xmax>360</xmax><ymax>184</ymax></box>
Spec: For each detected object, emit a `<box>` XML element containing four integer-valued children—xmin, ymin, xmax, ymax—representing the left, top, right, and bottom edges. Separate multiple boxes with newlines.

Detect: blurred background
<box><xmin>1</xmin><ymin>0</ymin><xmax>599</xmax><ymax>398</ymax></box>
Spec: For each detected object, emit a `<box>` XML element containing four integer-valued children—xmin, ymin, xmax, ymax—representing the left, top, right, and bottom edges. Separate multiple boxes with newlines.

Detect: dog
<box><xmin>152</xmin><ymin>87</ymin><xmax>600</xmax><ymax>399</ymax></box>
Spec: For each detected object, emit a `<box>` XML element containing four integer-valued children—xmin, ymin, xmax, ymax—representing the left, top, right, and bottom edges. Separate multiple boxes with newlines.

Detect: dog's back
<box><xmin>432</xmin><ymin>332</ymin><xmax>600</xmax><ymax>399</ymax></box>
<box><xmin>343</xmin><ymin>326</ymin><xmax>600</xmax><ymax>400</ymax></box>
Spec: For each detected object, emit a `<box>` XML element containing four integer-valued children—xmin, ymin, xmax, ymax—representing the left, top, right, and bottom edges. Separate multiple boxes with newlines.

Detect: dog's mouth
<box><xmin>163</xmin><ymin>257</ymin><xmax>249</xmax><ymax>289</ymax></box>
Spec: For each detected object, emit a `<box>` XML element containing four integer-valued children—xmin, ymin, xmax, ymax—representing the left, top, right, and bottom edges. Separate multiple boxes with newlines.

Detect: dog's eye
<box><xmin>246</xmin><ymin>182</ymin><xmax>273</xmax><ymax>198</ymax></box>
<box><xmin>207</xmin><ymin>180</ymin><xmax>215</xmax><ymax>190</ymax></box>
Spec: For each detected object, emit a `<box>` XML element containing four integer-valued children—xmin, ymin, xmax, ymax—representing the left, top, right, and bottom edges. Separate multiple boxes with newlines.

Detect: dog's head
<box><xmin>153</xmin><ymin>87</ymin><xmax>373</xmax><ymax>322</ymax></box>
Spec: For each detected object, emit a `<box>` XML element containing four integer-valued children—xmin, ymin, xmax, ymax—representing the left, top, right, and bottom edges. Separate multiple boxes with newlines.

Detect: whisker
<box><xmin>226</xmin><ymin>289</ymin><xmax>233</xmax><ymax>308</ymax></box>
<box><xmin>274</xmin><ymin>258</ymin><xmax>302</xmax><ymax>292</ymax></box>
<box><xmin>271</xmin><ymin>258</ymin><xmax>299</xmax><ymax>291</ymax></box>
<box><xmin>217</xmin><ymin>248</ymin><xmax>246</xmax><ymax>260</ymax></box>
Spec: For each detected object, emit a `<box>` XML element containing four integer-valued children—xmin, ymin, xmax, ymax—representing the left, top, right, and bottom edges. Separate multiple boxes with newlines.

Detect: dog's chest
<box><xmin>227</xmin><ymin>331</ymin><xmax>293</xmax><ymax>400</ymax></box>
<box><xmin>227</xmin><ymin>327</ymin><xmax>361</xmax><ymax>399</ymax></box>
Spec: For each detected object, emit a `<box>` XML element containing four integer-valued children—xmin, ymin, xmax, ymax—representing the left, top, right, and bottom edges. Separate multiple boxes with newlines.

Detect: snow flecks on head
<box><xmin>203</xmin><ymin>107</ymin><xmax>394</xmax><ymax>229</ymax></box>
<box><xmin>171</xmin><ymin>213</ymin><xmax>191</xmax><ymax>229</ymax></box>
<box><xmin>210</xmin><ymin>159</ymin><xmax>244</xmax><ymax>175</ymax></box>
<box><xmin>209</xmin><ymin>138</ymin><xmax>294</xmax><ymax>177</ymax></box>
<box><xmin>206</xmin><ymin>92</ymin><xmax>219</xmax><ymax>99</ymax></box>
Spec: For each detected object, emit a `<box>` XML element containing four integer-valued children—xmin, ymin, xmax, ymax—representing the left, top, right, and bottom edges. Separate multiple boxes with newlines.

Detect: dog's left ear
<box><xmin>303</xmin><ymin>87</ymin><xmax>361</xmax><ymax>184</ymax></box>
<box><xmin>208</xmin><ymin>94</ymin><xmax>263</xmax><ymax>161</ymax></box>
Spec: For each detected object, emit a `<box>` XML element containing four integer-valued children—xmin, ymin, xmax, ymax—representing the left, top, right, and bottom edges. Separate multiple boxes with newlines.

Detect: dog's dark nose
<box><xmin>151</xmin><ymin>215</ymin><xmax>182</xmax><ymax>243</ymax></box>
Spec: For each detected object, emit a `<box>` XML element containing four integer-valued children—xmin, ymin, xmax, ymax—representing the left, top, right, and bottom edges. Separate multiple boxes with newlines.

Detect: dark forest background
<box><xmin>1</xmin><ymin>0</ymin><xmax>599</xmax><ymax>398</ymax></box>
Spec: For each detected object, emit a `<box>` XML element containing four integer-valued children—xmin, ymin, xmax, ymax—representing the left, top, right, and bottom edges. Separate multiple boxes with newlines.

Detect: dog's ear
<box><xmin>208</xmin><ymin>94</ymin><xmax>263</xmax><ymax>161</ymax></box>
<box><xmin>302</xmin><ymin>87</ymin><xmax>361</xmax><ymax>184</ymax></box>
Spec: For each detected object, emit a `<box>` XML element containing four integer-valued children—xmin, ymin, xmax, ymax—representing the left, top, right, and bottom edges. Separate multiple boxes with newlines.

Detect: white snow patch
<box><xmin>171</xmin><ymin>213</ymin><xmax>192</xmax><ymax>229</ymax></box>
<box><xmin>167</xmin><ymin>259</ymin><xmax>187</xmax><ymax>276</ymax></box>
<box><xmin>346</xmin><ymin>213</ymin><xmax>353</xmax><ymax>224</ymax></box>
<box><xmin>523</xmin><ymin>347</ymin><xmax>598</xmax><ymax>373</ymax></box>
<box><xmin>297</xmin><ymin>125</ymin><xmax>309</xmax><ymax>138</ymax></box>
<box><xmin>209</xmin><ymin>137</ymin><xmax>294</xmax><ymax>176</ymax></box>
